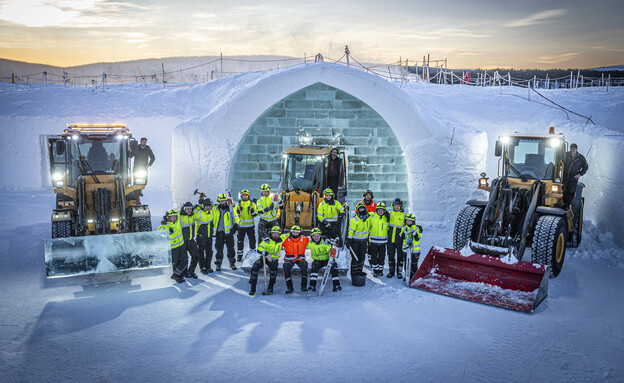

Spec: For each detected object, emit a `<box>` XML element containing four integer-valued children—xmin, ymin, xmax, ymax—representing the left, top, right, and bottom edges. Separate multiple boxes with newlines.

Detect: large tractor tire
<box><xmin>133</xmin><ymin>217</ymin><xmax>152</xmax><ymax>232</ymax></box>
<box><xmin>531</xmin><ymin>215</ymin><xmax>567</xmax><ymax>277</ymax></box>
<box><xmin>52</xmin><ymin>220</ymin><xmax>71</xmax><ymax>238</ymax></box>
<box><xmin>452</xmin><ymin>206</ymin><xmax>484</xmax><ymax>250</ymax></box>
<box><xmin>570</xmin><ymin>199</ymin><xmax>584</xmax><ymax>248</ymax></box>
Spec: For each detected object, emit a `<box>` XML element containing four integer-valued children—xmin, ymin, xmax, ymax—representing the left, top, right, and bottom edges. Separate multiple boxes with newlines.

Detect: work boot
<box><xmin>249</xmin><ymin>285</ymin><xmax>256</xmax><ymax>296</ymax></box>
<box><xmin>387</xmin><ymin>271</ymin><xmax>395</xmax><ymax>278</ymax></box>
<box><xmin>262</xmin><ymin>285</ymin><xmax>273</xmax><ymax>296</ymax></box>
<box><xmin>333</xmin><ymin>285</ymin><xmax>342</xmax><ymax>292</ymax></box>
<box><xmin>230</xmin><ymin>263</ymin><xmax>237</xmax><ymax>270</ymax></box>
<box><xmin>200</xmin><ymin>268</ymin><xmax>208</xmax><ymax>274</ymax></box>
<box><xmin>174</xmin><ymin>275</ymin><xmax>185</xmax><ymax>284</ymax></box>
<box><xmin>286</xmin><ymin>280</ymin><xmax>295</xmax><ymax>294</ymax></box>
<box><xmin>397</xmin><ymin>272</ymin><xmax>403</xmax><ymax>279</ymax></box>
<box><xmin>215</xmin><ymin>265</ymin><xmax>221</xmax><ymax>271</ymax></box>
<box><xmin>308</xmin><ymin>286</ymin><xmax>316</xmax><ymax>292</ymax></box>
<box><xmin>206</xmin><ymin>267</ymin><xmax>214</xmax><ymax>273</ymax></box>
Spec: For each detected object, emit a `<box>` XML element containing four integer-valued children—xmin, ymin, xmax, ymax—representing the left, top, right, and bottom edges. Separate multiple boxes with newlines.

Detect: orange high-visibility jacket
<box><xmin>282</xmin><ymin>236</ymin><xmax>310</xmax><ymax>261</ymax></box>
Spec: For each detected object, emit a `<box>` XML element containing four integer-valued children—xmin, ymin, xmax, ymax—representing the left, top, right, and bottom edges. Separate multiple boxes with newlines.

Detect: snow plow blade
<box><xmin>44</xmin><ymin>231</ymin><xmax>172</xmax><ymax>278</ymax></box>
<box><xmin>408</xmin><ymin>246</ymin><xmax>549</xmax><ymax>313</ymax></box>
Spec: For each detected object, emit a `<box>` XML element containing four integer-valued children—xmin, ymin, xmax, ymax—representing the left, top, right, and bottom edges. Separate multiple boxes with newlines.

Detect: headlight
<box><xmin>548</xmin><ymin>138</ymin><xmax>561</xmax><ymax>147</ymax></box>
<box><xmin>479</xmin><ymin>178</ymin><xmax>488</xmax><ymax>186</ymax></box>
<box><xmin>551</xmin><ymin>185</ymin><xmax>561</xmax><ymax>193</ymax></box>
<box><xmin>135</xmin><ymin>178</ymin><xmax>146</xmax><ymax>185</ymax></box>
<box><xmin>134</xmin><ymin>169</ymin><xmax>147</xmax><ymax>178</ymax></box>
<box><xmin>500</xmin><ymin>136</ymin><xmax>511</xmax><ymax>144</ymax></box>
<box><xmin>55</xmin><ymin>181</ymin><xmax>64</xmax><ymax>188</ymax></box>
<box><xmin>52</xmin><ymin>172</ymin><xmax>64</xmax><ymax>182</ymax></box>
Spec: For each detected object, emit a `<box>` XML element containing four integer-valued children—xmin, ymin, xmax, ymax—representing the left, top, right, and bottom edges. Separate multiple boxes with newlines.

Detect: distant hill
<box><xmin>591</xmin><ymin>65</ymin><xmax>624</xmax><ymax>71</ymax></box>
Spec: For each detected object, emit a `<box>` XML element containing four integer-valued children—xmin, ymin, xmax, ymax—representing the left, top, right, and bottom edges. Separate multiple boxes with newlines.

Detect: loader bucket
<box><xmin>44</xmin><ymin>231</ymin><xmax>171</xmax><ymax>278</ymax></box>
<box><xmin>408</xmin><ymin>246</ymin><xmax>549</xmax><ymax>313</ymax></box>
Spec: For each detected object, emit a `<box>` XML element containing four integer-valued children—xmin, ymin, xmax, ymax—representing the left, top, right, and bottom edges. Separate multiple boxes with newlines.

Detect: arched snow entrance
<box><xmin>230</xmin><ymin>82</ymin><xmax>408</xmax><ymax>205</ymax></box>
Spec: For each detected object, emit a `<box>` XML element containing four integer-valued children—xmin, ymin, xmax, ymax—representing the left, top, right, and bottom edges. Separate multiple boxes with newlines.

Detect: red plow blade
<box><xmin>408</xmin><ymin>246</ymin><xmax>549</xmax><ymax>313</ymax></box>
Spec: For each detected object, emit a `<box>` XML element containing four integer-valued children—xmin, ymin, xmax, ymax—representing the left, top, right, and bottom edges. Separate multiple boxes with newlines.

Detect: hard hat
<box><xmin>260</xmin><ymin>184</ymin><xmax>271</xmax><ymax>192</ymax></box>
<box><xmin>202</xmin><ymin>198</ymin><xmax>212</xmax><ymax>207</ymax></box>
<box><xmin>356</xmin><ymin>202</ymin><xmax>366</xmax><ymax>212</ymax></box>
<box><xmin>183</xmin><ymin>201</ymin><xmax>193</xmax><ymax>209</ymax></box>
<box><xmin>217</xmin><ymin>193</ymin><xmax>228</xmax><ymax>202</ymax></box>
<box><xmin>270</xmin><ymin>226</ymin><xmax>281</xmax><ymax>234</ymax></box>
<box><xmin>324</xmin><ymin>188</ymin><xmax>334</xmax><ymax>196</ymax></box>
<box><xmin>311</xmin><ymin>228</ymin><xmax>322</xmax><ymax>236</ymax></box>
<box><xmin>377</xmin><ymin>202</ymin><xmax>386</xmax><ymax>210</ymax></box>
<box><xmin>363</xmin><ymin>189</ymin><xmax>374</xmax><ymax>198</ymax></box>
<box><xmin>166</xmin><ymin>209</ymin><xmax>178</xmax><ymax>217</ymax></box>
<box><xmin>405</xmin><ymin>213</ymin><xmax>415</xmax><ymax>222</ymax></box>
<box><xmin>290</xmin><ymin>225</ymin><xmax>301</xmax><ymax>234</ymax></box>
<box><xmin>393</xmin><ymin>198</ymin><xmax>403</xmax><ymax>206</ymax></box>
<box><xmin>240</xmin><ymin>189</ymin><xmax>250</xmax><ymax>196</ymax></box>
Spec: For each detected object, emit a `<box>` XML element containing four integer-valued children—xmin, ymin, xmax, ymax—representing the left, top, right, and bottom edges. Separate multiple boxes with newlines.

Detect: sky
<box><xmin>0</xmin><ymin>0</ymin><xmax>622</xmax><ymax>69</ymax></box>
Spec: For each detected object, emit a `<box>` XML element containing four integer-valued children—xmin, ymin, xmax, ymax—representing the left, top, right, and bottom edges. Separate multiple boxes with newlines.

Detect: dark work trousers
<box><xmin>321</xmin><ymin>221</ymin><xmax>340</xmax><ymax>242</ymax></box>
<box><xmin>184</xmin><ymin>239</ymin><xmax>199</xmax><ymax>275</ymax></box>
<box><xmin>563</xmin><ymin>177</ymin><xmax>579</xmax><ymax>206</ymax></box>
<box><xmin>258</xmin><ymin>219</ymin><xmax>279</xmax><ymax>241</ymax></box>
<box><xmin>196</xmin><ymin>234</ymin><xmax>213</xmax><ymax>271</ymax></box>
<box><xmin>249</xmin><ymin>256</ymin><xmax>278</xmax><ymax>289</ymax></box>
<box><xmin>215</xmin><ymin>231</ymin><xmax>236</xmax><ymax>267</ymax></box>
<box><xmin>349</xmin><ymin>239</ymin><xmax>367</xmax><ymax>276</ymax></box>
<box><xmin>407</xmin><ymin>250</ymin><xmax>421</xmax><ymax>282</ymax></box>
<box><xmin>369</xmin><ymin>242</ymin><xmax>387</xmax><ymax>275</ymax></box>
<box><xmin>309</xmin><ymin>259</ymin><xmax>340</xmax><ymax>288</ymax></box>
<box><xmin>171</xmin><ymin>246</ymin><xmax>188</xmax><ymax>278</ymax></box>
<box><xmin>283</xmin><ymin>258</ymin><xmax>308</xmax><ymax>291</ymax></box>
<box><xmin>237</xmin><ymin>226</ymin><xmax>256</xmax><ymax>261</ymax></box>
<box><xmin>327</xmin><ymin>177</ymin><xmax>339</xmax><ymax>195</ymax></box>
<box><xmin>387</xmin><ymin>238</ymin><xmax>404</xmax><ymax>274</ymax></box>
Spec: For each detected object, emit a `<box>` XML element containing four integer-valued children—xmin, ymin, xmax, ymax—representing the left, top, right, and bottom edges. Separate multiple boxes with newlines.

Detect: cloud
<box><xmin>0</xmin><ymin>0</ymin><xmax>151</xmax><ymax>28</ymax></box>
<box><xmin>533</xmin><ymin>52</ymin><xmax>579</xmax><ymax>64</ymax></box>
<box><xmin>506</xmin><ymin>9</ymin><xmax>567</xmax><ymax>27</ymax></box>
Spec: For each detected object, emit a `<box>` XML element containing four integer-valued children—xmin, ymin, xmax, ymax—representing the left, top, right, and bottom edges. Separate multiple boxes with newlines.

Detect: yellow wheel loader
<box><xmin>44</xmin><ymin>124</ymin><xmax>170</xmax><ymax>277</ymax></box>
<box><xmin>409</xmin><ymin>127</ymin><xmax>584</xmax><ymax>312</ymax></box>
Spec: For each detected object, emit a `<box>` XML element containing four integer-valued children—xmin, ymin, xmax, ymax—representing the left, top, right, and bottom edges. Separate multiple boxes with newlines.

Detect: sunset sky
<box><xmin>0</xmin><ymin>0</ymin><xmax>622</xmax><ymax>69</ymax></box>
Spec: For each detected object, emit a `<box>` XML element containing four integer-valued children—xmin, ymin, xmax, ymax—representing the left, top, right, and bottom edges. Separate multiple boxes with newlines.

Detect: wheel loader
<box><xmin>409</xmin><ymin>127</ymin><xmax>584</xmax><ymax>312</ymax></box>
<box><xmin>242</xmin><ymin>145</ymin><xmax>350</xmax><ymax>275</ymax></box>
<box><xmin>44</xmin><ymin>124</ymin><xmax>170</xmax><ymax>277</ymax></box>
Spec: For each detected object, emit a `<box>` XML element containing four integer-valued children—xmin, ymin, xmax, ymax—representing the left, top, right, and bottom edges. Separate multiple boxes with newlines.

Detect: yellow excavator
<box><xmin>44</xmin><ymin>124</ymin><xmax>170</xmax><ymax>277</ymax></box>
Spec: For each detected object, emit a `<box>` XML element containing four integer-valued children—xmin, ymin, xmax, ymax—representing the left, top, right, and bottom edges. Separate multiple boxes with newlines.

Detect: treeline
<box><xmin>432</xmin><ymin>68</ymin><xmax>624</xmax><ymax>79</ymax></box>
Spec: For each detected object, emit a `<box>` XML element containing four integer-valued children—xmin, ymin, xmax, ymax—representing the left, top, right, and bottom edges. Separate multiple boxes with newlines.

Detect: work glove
<box><xmin>169</xmin><ymin>228</ymin><xmax>174</xmax><ymax>234</ymax></box>
<box><xmin>230</xmin><ymin>224</ymin><xmax>238</xmax><ymax>235</ymax></box>
<box><xmin>417</xmin><ymin>225</ymin><xmax>423</xmax><ymax>233</ymax></box>
<box><xmin>346</xmin><ymin>238</ymin><xmax>353</xmax><ymax>248</ymax></box>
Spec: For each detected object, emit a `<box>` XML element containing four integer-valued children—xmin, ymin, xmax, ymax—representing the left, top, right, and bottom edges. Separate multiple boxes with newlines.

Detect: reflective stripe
<box><xmin>171</xmin><ymin>233</ymin><xmax>182</xmax><ymax>240</ymax></box>
<box><xmin>370</xmin><ymin>235</ymin><xmax>386</xmax><ymax>241</ymax></box>
<box><xmin>181</xmin><ymin>223</ymin><xmax>192</xmax><ymax>228</ymax></box>
<box><xmin>325</xmin><ymin>218</ymin><xmax>338</xmax><ymax>222</ymax></box>
<box><xmin>389</xmin><ymin>224</ymin><xmax>402</xmax><ymax>228</ymax></box>
<box><xmin>370</xmin><ymin>239</ymin><xmax>387</xmax><ymax>244</ymax></box>
<box><xmin>353</xmin><ymin>231</ymin><xmax>369</xmax><ymax>235</ymax></box>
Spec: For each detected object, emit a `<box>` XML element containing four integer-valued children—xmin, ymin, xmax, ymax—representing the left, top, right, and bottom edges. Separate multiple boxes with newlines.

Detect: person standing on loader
<box><xmin>281</xmin><ymin>225</ymin><xmax>310</xmax><ymax>294</ymax></box>
<box><xmin>324</xmin><ymin>147</ymin><xmax>344</xmax><ymax>194</ymax></box>
<box><xmin>368</xmin><ymin>202</ymin><xmax>389</xmax><ymax>277</ymax></box>
<box><xmin>346</xmin><ymin>202</ymin><xmax>371</xmax><ymax>278</ymax></box>
<box><xmin>317</xmin><ymin>188</ymin><xmax>345</xmax><ymax>243</ymax></box>
<box><xmin>194</xmin><ymin>198</ymin><xmax>214</xmax><ymax>274</ymax></box>
<box><xmin>249</xmin><ymin>226</ymin><xmax>286</xmax><ymax>296</ymax></box>
<box><xmin>130</xmin><ymin>137</ymin><xmax>155</xmax><ymax>184</ymax></box>
<box><xmin>563</xmin><ymin>143</ymin><xmax>588</xmax><ymax>207</ymax></box>
<box><xmin>234</xmin><ymin>189</ymin><xmax>258</xmax><ymax>262</ymax></box>
<box><xmin>180</xmin><ymin>201</ymin><xmax>199</xmax><ymax>279</ymax></box>
<box><xmin>386</xmin><ymin>198</ymin><xmax>406</xmax><ymax>278</ymax></box>
<box><xmin>212</xmin><ymin>193</ymin><xmax>239</xmax><ymax>271</ymax></box>
<box><xmin>401</xmin><ymin>213</ymin><xmax>423</xmax><ymax>281</ymax></box>
<box><xmin>307</xmin><ymin>228</ymin><xmax>341</xmax><ymax>292</ymax></box>
<box><xmin>256</xmin><ymin>184</ymin><xmax>280</xmax><ymax>241</ymax></box>
<box><xmin>158</xmin><ymin>209</ymin><xmax>186</xmax><ymax>284</ymax></box>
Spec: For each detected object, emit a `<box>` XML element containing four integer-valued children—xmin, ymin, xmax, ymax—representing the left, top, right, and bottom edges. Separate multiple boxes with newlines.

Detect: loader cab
<box><xmin>47</xmin><ymin>124</ymin><xmax>132</xmax><ymax>188</ymax></box>
<box><xmin>496</xmin><ymin>133</ymin><xmax>566</xmax><ymax>182</ymax></box>
<box><xmin>281</xmin><ymin>146</ymin><xmax>348</xmax><ymax>203</ymax></box>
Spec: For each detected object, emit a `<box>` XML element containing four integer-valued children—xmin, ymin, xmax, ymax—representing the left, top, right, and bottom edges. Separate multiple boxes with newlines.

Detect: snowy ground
<box><xmin>1</xmin><ymin>61</ymin><xmax>623</xmax><ymax>382</ymax></box>
<box><xmin>0</xmin><ymin>189</ymin><xmax>623</xmax><ymax>382</ymax></box>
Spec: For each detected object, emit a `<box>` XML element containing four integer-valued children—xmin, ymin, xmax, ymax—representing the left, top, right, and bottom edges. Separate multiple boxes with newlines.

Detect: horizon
<box><xmin>1</xmin><ymin>0</ymin><xmax>623</xmax><ymax>70</ymax></box>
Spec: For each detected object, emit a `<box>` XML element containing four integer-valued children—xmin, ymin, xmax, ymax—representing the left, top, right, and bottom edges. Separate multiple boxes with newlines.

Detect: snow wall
<box><xmin>172</xmin><ymin>63</ymin><xmax>487</xmax><ymax>225</ymax></box>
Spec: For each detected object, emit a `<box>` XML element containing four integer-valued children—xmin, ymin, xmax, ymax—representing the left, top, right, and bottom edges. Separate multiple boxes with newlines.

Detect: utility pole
<box><xmin>345</xmin><ymin>45</ymin><xmax>350</xmax><ymax>68</ymax></box>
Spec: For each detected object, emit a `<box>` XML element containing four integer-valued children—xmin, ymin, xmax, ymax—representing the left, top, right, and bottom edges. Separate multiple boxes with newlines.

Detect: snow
<box><xmin>1</xmin><ymin>61</ymin><xmax>623</xmax><ymax>382</ymax></box>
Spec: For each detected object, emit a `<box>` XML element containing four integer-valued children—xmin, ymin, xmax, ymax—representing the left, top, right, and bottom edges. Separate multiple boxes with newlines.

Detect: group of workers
<box><xmin>157</xmin><ymin>186</ymin><xmax>423</xmax><ymax>296</ymax></box>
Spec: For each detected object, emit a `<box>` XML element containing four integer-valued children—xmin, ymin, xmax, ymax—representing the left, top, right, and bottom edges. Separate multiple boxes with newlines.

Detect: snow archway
<box><xmin>230</xmin><ymin>82</ymin><xmax>408</xmax><ymax>205</ymax></box>
<box><xmin>172</xmin><ymin>62</ymin><xmax>433</xmax><ymax>208</ymax></box>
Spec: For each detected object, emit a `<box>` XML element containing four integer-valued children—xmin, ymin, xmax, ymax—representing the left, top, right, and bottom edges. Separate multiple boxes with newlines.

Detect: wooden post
<box><xmin>570</xmin><ymin>71</ymin><xmax>573</xmax><ymax>88</ymax></box>
<box><xmin>162</xmin><ymin>63</ymin><xmax>165</xmax><ymax>84</ymax></box>
<box><xmin>607</xmin><ymin>74</ymin><xmax>610</xmax><ymax>92</ymax></box>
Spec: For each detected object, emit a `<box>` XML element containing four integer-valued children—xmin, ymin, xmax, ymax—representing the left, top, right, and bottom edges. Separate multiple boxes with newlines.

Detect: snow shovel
<box><xmin>407</xmin><ymin>246</ymin><xmax>549</xmax><ymax>313</ymax></box>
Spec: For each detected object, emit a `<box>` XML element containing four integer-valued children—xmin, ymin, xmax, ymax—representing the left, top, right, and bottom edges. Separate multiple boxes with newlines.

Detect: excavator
<box><xmin>44</xmin><ymin>124</ymin><xmax>170</xmax><ymax>277</ymax></box>
<box><xmin>409</xmin><ymin>127</ymin><xmax>584</xmax><ymax>312</ymax></box>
